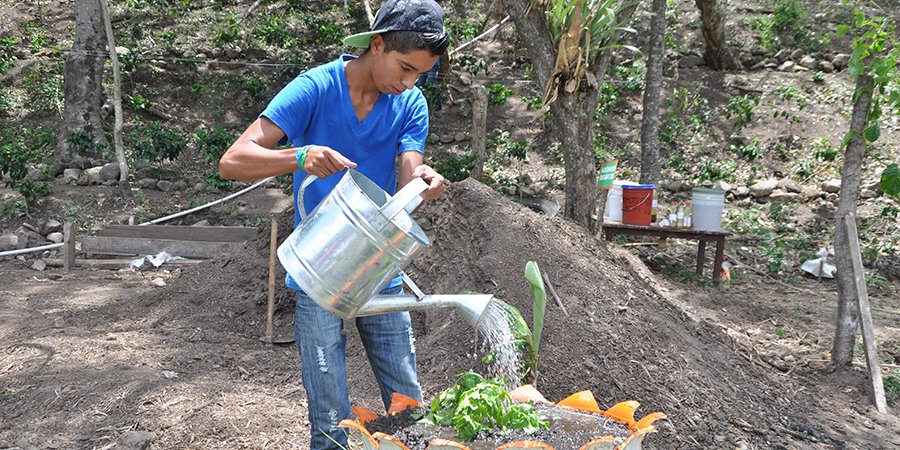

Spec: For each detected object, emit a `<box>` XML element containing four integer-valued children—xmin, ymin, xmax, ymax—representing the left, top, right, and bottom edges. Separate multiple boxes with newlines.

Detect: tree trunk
<box><xmin>639</xmin><ymin>0</ymin><xmax>666</xmax><ymax>185</ymax></box>
<box><xmin>831</xmin><ymin>71</ymin><xmax>874</xmax><ymax>368</ymax></box>
<box><xmin>57</xmin><ymin>0</ymin><xmax>108</xmax><ymax>171</ymax></box>
<box><xmin>552</xmin><ymin>92</ymin><xmax>598</xmax><ymax>232</ymax></box>
<box><xmin>99</xmin><ymin>0</ymin><xmax>127</xmax><ymax>182</ymax></box>
<box><xmin>694</xmin><ymin>0</ymin><xmax>741</xmax><ymax>70</ymax></box>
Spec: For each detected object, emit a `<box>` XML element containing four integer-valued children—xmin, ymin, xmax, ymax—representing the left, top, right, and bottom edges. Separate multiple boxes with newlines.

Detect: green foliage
<box><xmin>419</xmin><ymin>371</ymin><xmax>548</xmax><ymax>441</ymax></box>
<box><xmin>446</xmin><ymin>16</ymin><xmax>482</xmax><ymax>41</ymax></box>
<box><xmin>660</xmin><ymin>87</ymin><xmax>710</xmax><ymax>147</ymax></box>
<box><xmin>0</xmin><ymin>36</ymin><xmax>16</xmax><ymax>76</ymax></box>
<box><xmin>195</xmin><ymin>126</ymin><xmax>236</xmax><ymax>164</ymax></box>
<box><xmin>128</xmin><ymin>94</ymin><xmax>152</xmax><ymax>111</ymax></box>
<box><xmin>723</xmin><ymin>94</ymin><xmax>760</xmax><ymax>131</ymax></box>
<box><xmin>546</xmin><ymin>0</ymin><xmax>637</xmax><ymax>63</ymax></box>
<box><xmin>882</xmin><ymin>164</ymin><xmax>900</xmax><ymax>199</ymax></box>
<box><xmin>595</xmin><ymin>62</ymin><xmax>645</xmax><ymax>118</ymax></box>
<box><xmin>761</xmin><ymin>238</ymin><xmax>790</xmax><ymax>274</ymax></box>
<box><xmin>695</xmin><ymin>157</ymin><xmax>737</xmax><ymax>183</ymax></box>
<box><xmin>750</xmin><ymin>0</ymin><xmax>826</xmax><ymax>53</ymax></box>
<box><xmin>430</xmin><ymin>151</ymin><xmax>475</xmax><ymax>182</ymax></box>
<box><xmin>205</xmin><ymin>173</ymin><xmax>233</xmax><ymax>190</ymax></box>
<box><xmin>22</xmin><ymin>65</ymin><xmax>63</xmax><ymax>114</ymax></box>
<box><xmin>811</xmin><ymin>137</ymin><xmax>838</xmax><ymax>161</ymax></box>
<box><xmin>302</xmin><ymin>12</ymin><xmax>344</xmax><ymax>46</ymax></box>
<box><xmin>730</xmin><ymin>139</ymin><xmax>761</xmax><ymax>161</ymax></box>
<box><xmin>772</xmin><ymin>86</ymin><xmax>808</xmax><ymax>127</ymax></box>
<box><xmin>455</xmin><ymin>54</ymin><xmax>488</xmax><ymax>77</ymax></box>
<box><xmin>22</xmin><ymin>20</ymin><xmax>50</xmax><ymax>53</ymax></box>
<box><xmin>131</xmin><ymin>121</ymin><xmax>185</xmax><ymax>163</ymax></box>
<box><xmin>213</xmin><ymin>14</ymin><xmax>240</xmax><ymax>45</ymax></box>
<box><xmin>523</xmin><ymin>261</ymin><xmax>546</xmax><ymax>367</ymax></box>
<box><xmin>0</xmin><ymin>127</ymin><xmax>53</xmax><ymax>205</ymax></box>
<box><xmin>67</xmin><ymin>130</ymin><xmax>100</xmax><ymax>157</ymax></box>
<box><xmin>256</xmin><ymin>13</ymin><xmax>294</xmax><ymax>47</ymax></box>
<box><xmin>487</xmin><ymin>83</ymin><xmax>515</xmax><ymax>106</ymax></box>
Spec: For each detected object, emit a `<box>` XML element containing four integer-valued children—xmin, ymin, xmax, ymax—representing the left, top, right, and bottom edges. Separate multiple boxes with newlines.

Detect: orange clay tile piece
<box><xmin>496</xmin><ymin>440</ymin><xmax>554</xmax><ymax>449</ymax></box>
<box><xmin>338</xmin><ymin>419</ymin><xmax>378</xmax><ymax>448</ymax></box>
<box><xmin>373</xmin><ymin>432</ymin><xmax>413</xmax><ymax>449</ymax></box>
<box><xmin>427</xmin><ymin>438</ymin><xmax>473</xmax><ymax>449</ymax></box>
<box><xmin>388</xmin><ymin>392</ymin><xmax>422</xmax><ymax>415</ymax></box>
<box><xmin>603</xmin><ymin>400</ymin><xmax>639</xmax><ymax>426</ymax></box>
<box><xmin>557</xmin><ymin>390</ymin><xmax>602</xmax><ymax>414</ymax></box>
<box><xmin>631</xmin><ymin>412</ymin><xmax>667</xmax><ymax>432</ymax></box>
<box><xmin>509</xmin><ymin>384</ymin><xmax>550</xmax><ymax>404</ymax></box>
<box><xmin>578</xmin><ymin>436</ymin><xmax>615</xmax><ymax>450</ymax></box>
<box><xmin>352</xmin><ymin>405</ymin><xmax>380</xmax><ymax>426</ymax></box>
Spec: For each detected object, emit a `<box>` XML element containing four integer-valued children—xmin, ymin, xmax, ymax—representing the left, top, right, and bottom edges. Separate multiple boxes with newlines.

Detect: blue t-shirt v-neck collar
<box><xmin>338</xmin><ymin>55</ymin><xmax>387</xmax><ymax>133</ymax></box>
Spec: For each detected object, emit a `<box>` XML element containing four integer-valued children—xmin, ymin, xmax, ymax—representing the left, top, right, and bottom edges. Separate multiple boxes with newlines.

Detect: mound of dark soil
<box><xmin>139</xmin><ymin>179</ymin><xmax>882</xmax><ymax>448</ymax></box>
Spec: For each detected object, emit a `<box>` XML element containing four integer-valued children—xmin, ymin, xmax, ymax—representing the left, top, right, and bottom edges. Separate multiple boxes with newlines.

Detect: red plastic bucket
<box><xmin>621</xmin><ymin>184</ymin><xmax>654</xmax><ymax>226</ymax></box>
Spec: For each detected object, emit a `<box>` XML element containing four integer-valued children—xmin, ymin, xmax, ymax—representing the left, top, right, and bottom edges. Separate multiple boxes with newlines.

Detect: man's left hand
<box><xmin>412</xmin><ymin>165</ymin><xmax>446</xmax><ymax>200</ymax></box>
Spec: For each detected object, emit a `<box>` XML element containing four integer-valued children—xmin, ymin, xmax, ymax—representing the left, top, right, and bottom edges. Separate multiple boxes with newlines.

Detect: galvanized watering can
<box><xmin>277</xmin><ymin>169</ymin><xmax>492</xmax><ymax>328</ymax></box>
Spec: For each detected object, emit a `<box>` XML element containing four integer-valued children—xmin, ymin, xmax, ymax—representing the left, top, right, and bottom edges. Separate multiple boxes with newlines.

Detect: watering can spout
<box><xmin>355</xmin><ymin>295</ymin><xmax>494</xmax><ymax>329</ymax></box>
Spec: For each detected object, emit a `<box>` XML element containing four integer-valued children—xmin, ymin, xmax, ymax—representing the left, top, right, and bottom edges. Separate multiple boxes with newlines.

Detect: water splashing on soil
<box><xmin>476</xmin><ymin>298</ymin><xmax>523</xmax><ymax>389</ymax></box>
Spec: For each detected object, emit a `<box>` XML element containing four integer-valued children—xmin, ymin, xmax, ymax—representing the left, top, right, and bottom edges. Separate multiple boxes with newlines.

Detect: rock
<box><xmin>821</xmin><ymin>179</ymin><xmax>842</xmax><ymax>193</ymax></box>
<box><xmin>173</xmin><ymin>180</ymin><xmax>188</xmax><ymax>191</ymax></box>
<box><xmin>777</xmin><ymin>61</ymin><xmax>794</xmax><ymax>72</ymax></box>
<box><xmin>63</xmin><ymin>168</ymin><xmax>82</xmax><ymax>183</ymax></box>
<box><xmin>750</xmin><ymin>179</ymin><xmax>779</xmax><ymax>198</ymax></box>
<box><xmin>0</xmin><ymin>234</ymin><xmax>17</xmax><ymax>251</ymax></box>
<box><xmin>798</xmin><ymin>55</ymin><xmax>816</xmax><ymax>69</ymax></box>
<box><xmin>776</xmin><ymin>178</ymin><xmax>802</xmax><ymax>193</ymax></box>
<box><xmin>225</xmin><ymin>46</ymin><xmax>241</xmax><ymax>59</ymax></box>
<box><xmin>52</xmin><ymin>317</ymin><xmax>65</xmax><ymax>328</ymax></box>
<box><xmin>773</xmin><ymin>48</ymin><xmax>791</xmax><ymax>62</ymax></box>
<box><xmin>662</xmin><ymin>178</ymin><xmax>684</xmax><ymax>193</ymax></box>
<box><xmin>85</xmin><ymin>166</ymin><xmax>104</xmax><ymax>185</ymax></box>
<box><xmin>860</xmin><ymin>188</ymin><xmax>878</xmax><ymax>199</ymax></box>
<box><xmin>67</xmin><ymin>155</ymin><xmax>92</xmax><ymax>169</ymax></box>
<box><xmin>192</xmin><ymin>220</ymin><xmax>210</xmax><ymax>227</ymax></box>
<box><xmin>14</xmin><ymin>439</ymin><xmax>40</xmax><ymax>450</ymax></box>
<box><xmin>791</xmin><ymin>64</ymin><xmax>809</xmax><ymax>72</ymax></box>
<box><xmin>151</xmin><ymin>277</ymin><xmax>167</xmax><ymax>287</ymax></box>
<box><xmin>194</xmin><ymin>181</ymin><xmax>207</xmax><ymax>192</ymax></box>
<box><xmin>16</xmin><ymin>230</ymin><xmax>42</xmax><ymax>249</ymax></box>
<box><xmin>47</xmin><ymin>232</ymin><xmax>64</xmax><ymax>243</ymax></box>
<box><xmin>734</xmin><ymin>186</ymin><xmax>750</xmax><ymax>198</ymax></box>
<box><xmin>100</xmin><ymin>162</ymin><xmax>120</xmax><ymax>182</ymax></box>
<box><xmin>832</xmin><ymin>53</ymin><xmax>851</xmax><ymax>71</ymax></box>
<box><xmin>156</xmin><ymin>180</ymin><xmax>175</xmax><ymax>192</ymax></box>
<box><xmin>818</xmin><ymin>60</ymin><xmax>834</xmax><ymax>73</ymax></box>
<box><xmin>31</xmin><ymin>260</ymin><xmax>47</xmax><ymax>271</ymax></box>
<box><xmin>38</xmin><ymin>218</ymin><xmax>63</xmax><ymax>236</ymax></box>
<box><xmin>117</xmin><ymin>431</ymin><xmax>154</xmax><ymax>450</ymax></box>
<box><xmin>770</xmin><ymin>191</ymin><xmax>801</xmax><ymax>203</ymax></box>
<box><xmin>138</xmin><ymin>178</ymin><xmax>159</xmax><ymax>189</ymax></box>
<box><xmin>714</xmin><ymin>181</ymin><xmax>732</xmax><ymax>192</ymax></box>
<box><xmin>679</xmin><ymin>54</ymin><xmax>705</xmax><ymax>68</ymax></box>
<box><xmin>801</xmin><ymin>186</ymin><xmax>820</xmax><ymax>200</ymax></box>
<box><xmin>750</xmin><ymin>60</ymin><xmax>768</xmax><ymax>71</ymax></box>
<box><xmin>454</xmin><ymin>132</ymin><xmax>467</xmax><ymax>142</ymax></box>
<box><xmin>439</xmin><ymin>134</ymin><xmax>455</xmax><ymax>144</ymax></box>
<box><xmin>790</xmin><ymin>49</ymin><xmax>804</xmax><ymax>60</ymax></box>
<box><xmin>205</xmin><ymin>185</ymin><xmax>221</xmax><ymax>194</ymax></box>
<box><xmin>825</xmin><ymin>192</ymin><xmax>839</xmax><ymax>204</ymax></box>
<box><xmin>115</xmin><ymin>46</ymin><xmax>129</xmax><ymax>56</ymax></box>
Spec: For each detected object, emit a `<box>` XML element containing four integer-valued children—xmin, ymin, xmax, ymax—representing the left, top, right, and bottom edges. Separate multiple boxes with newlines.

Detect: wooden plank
<box><xmin>63</xmin><ymin>222</ymin><xmax>76</xmax><ymax>271</ymax></box>
<box><xmin>844</xmin><ymin>214</ymin><xmax>888</xmax><ymax>414</ymax></box>
<box><xmin>95</xmin><ymin>225</ymin><xmax>257</xmax><ymax>242</ymax></box>
<box><xmin>80</xmin><ymin>236</ymin><xmax>244</xmax><ymax>259</ymax></box>
<box><xmin>45</xmin><ymin>257</ymin><xmax>205</xmax><ymax>269</ymax></box>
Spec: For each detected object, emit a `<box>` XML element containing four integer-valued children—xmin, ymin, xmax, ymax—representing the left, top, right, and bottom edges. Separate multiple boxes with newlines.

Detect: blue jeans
<box><xmin>294</xmin><ymin>285</ymin><xmax>422</xmax><ymax>450</ymax></box>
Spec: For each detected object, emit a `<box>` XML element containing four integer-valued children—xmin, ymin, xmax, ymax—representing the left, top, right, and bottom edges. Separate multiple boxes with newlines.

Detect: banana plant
<box><xmin>498</xmin><ymin>261</ymin><xmax>548</xmax><ymax>385</ymax></box>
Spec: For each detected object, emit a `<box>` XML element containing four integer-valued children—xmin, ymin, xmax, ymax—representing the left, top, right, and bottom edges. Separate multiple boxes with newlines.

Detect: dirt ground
<box><xmin>2</xmin><ymin>179</ymin><xmax>898</xmax><ymax>450</ymax></box>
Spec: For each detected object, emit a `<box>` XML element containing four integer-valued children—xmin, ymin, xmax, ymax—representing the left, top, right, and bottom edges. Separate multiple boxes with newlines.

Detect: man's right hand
<box><xmin>303</xmin><ymin>145</ymin><xmax>358</xmax><ymax>178</ymax></box>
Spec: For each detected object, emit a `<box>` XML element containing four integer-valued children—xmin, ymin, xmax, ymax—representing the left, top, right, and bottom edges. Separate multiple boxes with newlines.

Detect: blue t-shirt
<box><xmin>261</xmin><ymin>55</ymin><xmax>429</xmax><ymax>290</ymax></box>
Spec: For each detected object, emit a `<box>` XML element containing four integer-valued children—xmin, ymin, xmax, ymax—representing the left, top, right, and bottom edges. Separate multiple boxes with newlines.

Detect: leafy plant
<box><xmin>195</xmin><ymin>126</ymin><xmax>236</xmax><ymax>163</ymax></box>
<box><xmin>0</xmin><ymin>36</ymin><xmax>16</xmax><ymax>76</ymax></box>
<box><xmin>695</xmin><ymin>157</ymin><xmax>737</xmax><ymax>183</ymax></box>
<box><xmin>128</xmin><ymin>94</ymin><xmax>152</xmax><ymax>111</ymax></box>
<box><xmin>882</xmin><ymin>164</ymin><xmax>899</xmax><ymax>199</ymax></box>
<box><xmin>487</xmin><ymin>83</ymin><xmax>515</xmax><ymax>106</ymax></box>
<box><xmin>418</xmin><ymin>371</ymin><xmax>548</xmax><ymax>441</ymax></box>
<box><xmin>429</xmin><ymin>151</ymin><xmax>475</xmax><ymax>182</ymax></box>
<box><xmin>302</xmin><ymin>12</ymin><xmax>344</xmax><ymax>46</ymax></box>
<box><xmin>131</xmin><ymin>121</ymin><xmax>185</xmax><ymax>163</ymax></box>
<box><xmin>730</xmin><ymin>139</ymin><xmax>761</xmax><ymax>161</ymax></box>
<box><xmin>723</xmin><ymin>94</ymin><xmax>760</xmax><ymax>131</ymax></box>
<box><xmin>811</xmin><ymin>136</ymin><xmax>838</xmax><ymax>161</ymax></box>
<box><xmin>455</xmin><ymin>54</ymin><xmax>488</xmax><ymax>77</ymax></box>
<box><xmin>22</xmin><ymin>65</ymin><xmax>63</xmax><ymax>114</ymax></box>
<box><xmin>488</xmin><ymin>262</ymin><xmax>548</xmax><ymax>385</ymax></box>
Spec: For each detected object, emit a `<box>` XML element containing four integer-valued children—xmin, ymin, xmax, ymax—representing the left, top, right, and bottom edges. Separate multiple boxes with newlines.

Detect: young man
<box><xmin>218</xmin><ymin>0</ymin><xmax>449</xmax><ymax>448</ymax></box>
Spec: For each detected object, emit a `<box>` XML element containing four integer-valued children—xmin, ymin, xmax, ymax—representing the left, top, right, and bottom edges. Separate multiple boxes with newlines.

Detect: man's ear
<box><xmin>369</xmin><ymin>34</ymin><xmax>384</xmax><ymax>55</ymax></box>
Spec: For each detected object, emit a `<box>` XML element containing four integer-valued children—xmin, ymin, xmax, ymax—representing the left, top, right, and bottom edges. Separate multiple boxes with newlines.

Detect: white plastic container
<box><xmin>691</xmin><ymin>188</ymin><xmax>726</xmax><ymax>231</ymax></box>
<box><xmin>603</xmin><ymin>180</ymin><xmax>638</xmax><ymax>222</ymax></box>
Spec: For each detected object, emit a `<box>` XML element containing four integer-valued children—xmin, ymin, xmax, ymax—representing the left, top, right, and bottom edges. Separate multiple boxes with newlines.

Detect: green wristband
<box><xmin>296</xmin><ymin>145</ymin><xmax>312</xmax><ymax>171</ymax></box>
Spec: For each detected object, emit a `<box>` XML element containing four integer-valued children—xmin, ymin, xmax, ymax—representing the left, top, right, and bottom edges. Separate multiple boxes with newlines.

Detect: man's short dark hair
<box><xmin>380</xmin><ymin>30</ymin><xmax>449</xmax><ymax>56</ymax></box>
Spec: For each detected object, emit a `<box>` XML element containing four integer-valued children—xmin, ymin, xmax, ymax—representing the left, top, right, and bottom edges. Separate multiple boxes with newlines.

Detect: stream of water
<box><xmin>476</xmin><ymin>298</ymin><xmax>523</xmax><ymax>389</ymax></box>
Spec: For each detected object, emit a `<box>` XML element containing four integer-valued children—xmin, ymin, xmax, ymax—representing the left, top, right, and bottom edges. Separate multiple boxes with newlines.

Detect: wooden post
<box><xmin>469</xmin><ymin>85</ymin><xmax>488</xmax><ymax>181</ymax></box>
<box><xmin>63</xmin><ymin>222</ymin><xmax>75</xmax><ymax>271</ymax></box>
<box><xmin>844</xmin><ymin>214</ymin><xmax>887</xmax><ymax>413</ymax></box>
<box><xmin>265</xmin><ymin>217</ymin><xmax>278</xmax><ymax>343</ymax></box>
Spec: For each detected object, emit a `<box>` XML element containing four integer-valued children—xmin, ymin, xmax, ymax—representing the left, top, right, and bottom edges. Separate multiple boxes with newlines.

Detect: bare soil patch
<box><xmin>2</xmin><ymin>179</ymin><xmax>898</xmax><ymax>450</ymax></box>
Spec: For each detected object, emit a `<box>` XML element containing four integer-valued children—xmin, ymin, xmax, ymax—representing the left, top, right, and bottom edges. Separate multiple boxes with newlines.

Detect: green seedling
<box><xmin>418</xmin><ymin>371</ymin><xmax>548</xmax><ymax>441</ymax></box>
<box><xmin>490</xmin><ymin>261</ymin><xmax>547</xmax><ymax>385</ymax></box>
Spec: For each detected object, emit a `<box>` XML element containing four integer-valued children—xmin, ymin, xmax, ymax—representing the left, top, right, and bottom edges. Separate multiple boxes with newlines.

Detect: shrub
<box><xmin>195</xmin><ymin>126</ymin><xmax>236</xmax><ymax>163</ymax></box>
<box><xmin>131</xmin><ymin>121</ymin><xmax>185</xmax><ymax>163</ymax></box>
<box><xmin>723</xmin><ymin>94</ymin><xmax>760</xmax><ymax>131</ymax></box>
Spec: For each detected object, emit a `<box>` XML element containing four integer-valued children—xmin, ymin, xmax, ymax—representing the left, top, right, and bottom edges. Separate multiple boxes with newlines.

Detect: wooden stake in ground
<box><xmin>843</xmin><ymin>213</ymin><xmax>887</xmax><ymax>414</ymax></box>
<box><xmin>469</xmin><ymin>85</ymin><xmax>488</xmax><ymax>181</ymax></box>
<box><xmin>63</xmin><ymin>222</ymin><xmax>75</xmax><ymax>271</ymax></box>
<box><xmin>541</xmin><ymin>271</ymin><xmax>568</xmax><ymax>317</ymax></box>
<box><xmin>265</xmin><ymin>217</ymin><xmax>278</xmax><ymax>344</ymax></box>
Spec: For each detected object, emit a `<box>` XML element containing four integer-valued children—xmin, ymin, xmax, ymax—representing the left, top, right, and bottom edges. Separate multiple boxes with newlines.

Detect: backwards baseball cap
<box><xmin>343</xmin><ymin>0</ymin><xmax>446</xmax><ymax>49</ymax></box>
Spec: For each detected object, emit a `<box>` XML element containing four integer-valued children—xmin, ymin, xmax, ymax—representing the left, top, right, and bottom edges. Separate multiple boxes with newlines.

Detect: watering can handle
<box><xmin>297</xmin><ymin>174</ymin><xmax>319</xmax><ymax>221</ymax></box>
<box><xmin>370</xmin><ymin>177</ymin><xmax>429</xmax><ymax>229</ymax></box>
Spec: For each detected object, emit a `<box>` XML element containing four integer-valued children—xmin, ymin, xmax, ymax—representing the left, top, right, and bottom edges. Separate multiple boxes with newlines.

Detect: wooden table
<box><xmin>601</xmin><ymin>221</ymin><xmax>729</xmax><ymax>284</ymax></box>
